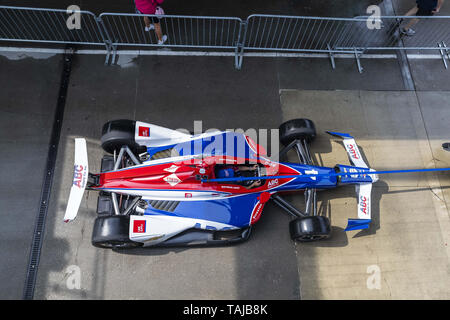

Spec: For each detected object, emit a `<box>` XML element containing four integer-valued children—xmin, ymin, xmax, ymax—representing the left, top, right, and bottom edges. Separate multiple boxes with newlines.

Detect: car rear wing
<box><xmin>64</xmin><ymin>138</ymin><xmax>89</xmax><ymax>222</ymax></box>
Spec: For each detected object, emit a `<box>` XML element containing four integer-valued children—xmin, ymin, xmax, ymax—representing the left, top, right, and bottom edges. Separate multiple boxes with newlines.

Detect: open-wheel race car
<box><xmin>64</xmin><ymin>119</ymin><xmax>379</xmax><ymax>249</ymax></box>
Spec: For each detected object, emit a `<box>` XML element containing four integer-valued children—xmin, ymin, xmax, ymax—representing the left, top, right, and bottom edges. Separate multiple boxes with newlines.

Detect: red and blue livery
<box><xmin>64</xmin><ymin>119</ymin><xmax>380</xmax><ymax>249</ymax></box>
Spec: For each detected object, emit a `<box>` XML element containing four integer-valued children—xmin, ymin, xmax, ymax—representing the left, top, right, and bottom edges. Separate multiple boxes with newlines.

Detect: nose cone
<box><xmin>370</xmin><ymin>169</ymin><xmax>379</xmax><ymax>183</ymax></box>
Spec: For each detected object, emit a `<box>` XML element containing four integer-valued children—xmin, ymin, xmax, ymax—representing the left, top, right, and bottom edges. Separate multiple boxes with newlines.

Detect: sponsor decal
<box><xmin>305</xmin><ymin>169</ymin><xmax>319</xmax><ymax>181</ymax></box>
<box><xmin>163</xmin><ymin>173</ymin><xmax>181</xmax><ymax>186</ymax></box>
<box><xmin>348</xmin><ymin>144</ymin><xmax>359</xmax><ymax>159</ymax></box>
<box><xmin>133</xmin><ymin>220</ymin><xmax>146</xmax><ymax>233</ymax></box>
<box><xmin>138</xmin><ymin>126</ymin><xmax>150</xmax><ymax>137</ymax></box>
<box><xmin>73</xmin><ymin>165</ymin><xmax>86</xmax><ymax>188</ymax></box>
<box><xmin>185</xmin><ymin>193</ymin><xmax>192</xmax><ymax>198</ymax></box>
<box><xmin>164</xmin><ymin>165</ymin><xmax>180</xmax><ymax>173</ymax></box>
<box><xmin>267</xmin><ymin>179</ymin><xmax>279</xmax><ymax>188</ymax></box>
<box><xmin>350</xmin><ymin>168</ymin><xmax>358</xmax><ymax>178</ymax></box>
<box><xmin>262</xmin><ymin>158</ymin><xmax>278</xmax><ymax>169</ymax></box>
<box><xmin>360</xmin><ymin>196</ymin><xmax>368</xmax><ymax>215</ymax></box>
<box><xmin>251</xmin><ymin>192</ymin><xmax>271</xmax><ymax>224</ymax></box>
<box><xmin>221</xmin><ymin>185</ymin><xmax>240</xmax><ymax>189</ymax></box>
<box><xmin>250</xmin><ymin>202</ymin><xmax>264</xmax><ymax>225</ymax></box>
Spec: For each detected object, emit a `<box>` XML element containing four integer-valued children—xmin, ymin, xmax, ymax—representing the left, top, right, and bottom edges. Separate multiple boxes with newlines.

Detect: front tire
<box><xmin>279</xmin><ymin>119</ymin><xmax>316</xmax><ymax>146</ymax></box>
<box><xmin>92</xmin><ymin>215</ymin><xmax>142</xmax><ymax>249</ymax></box>
<box><xmin>289</xmin><ymin>216</ymin><xmax>331</xmax><ymax>242</ymax></box>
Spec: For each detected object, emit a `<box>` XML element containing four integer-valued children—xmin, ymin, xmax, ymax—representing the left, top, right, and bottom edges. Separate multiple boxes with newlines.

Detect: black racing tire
<box><xmin>289</xmin><ymin>216</ymin><xmax>331</xmax><ymax>242</ymax></box>
<box><xmin>92</xmin><ymin>215</ymin><xmax>142</xmax><ymax>249</ymax></box>
<box><xmin>101</xmin><ymin>119</ymin><xmax>141</xmax><ymax>154</ymax></box>
<box><xmin>279</xmin><ymin>119</ymin><xmax>316</xmax><ymax>145</ymax></box>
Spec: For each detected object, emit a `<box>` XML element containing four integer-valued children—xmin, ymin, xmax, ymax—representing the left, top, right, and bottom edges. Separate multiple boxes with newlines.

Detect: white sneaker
<box><xmin>145</xmin><ymin>24</ymin><xmax>155</xmax><ymax>31</ymax></box>
<box><xmin>158</xmin><ymin>35</ymin><xmax>168</xmax><ymax>45</ymax></box>
<box><xmin>400</xmin><ymin>28</ymin><xmax>415</xmax><ymax>36</ymax></box>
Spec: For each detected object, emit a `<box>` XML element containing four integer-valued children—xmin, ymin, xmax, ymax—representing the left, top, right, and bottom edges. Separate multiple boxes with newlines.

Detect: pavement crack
<box><xmin>429</xmin><ymin>187</ymin><xmax>445</xmax><ymax>203</ymax></box>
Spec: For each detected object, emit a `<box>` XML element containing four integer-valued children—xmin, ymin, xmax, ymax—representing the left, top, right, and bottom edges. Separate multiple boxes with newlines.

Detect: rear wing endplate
<box><xmin>63</xmin><ymin>138</ymin><xmax>89</xmax><ymax>222</ymax></box>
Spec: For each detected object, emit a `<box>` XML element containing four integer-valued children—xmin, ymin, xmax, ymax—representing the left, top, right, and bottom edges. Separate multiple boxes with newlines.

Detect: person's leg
<box><xmin>143</xmin><ymin>16</ymin><xmax>155</xmax><ymax>31</ymax></box>
<box><xmin>404</xmin><ymin>5</ymin><xmax>419</xmax><ymax>16</ymax></box>
<box><xmin>143</xmin><ymin>16</ymin><xmax>151</xmax><ymax>28</ymax></box>
<box><xmin>401</xmin><ymin>6</ymin><xmax>420</xmax><ymax>35</ymax></box>
<box><xmin>153</xmin><ymin>21</ymin><xmax>168</xmax><ymax>44</ymax></box>
<box><xmin>154</xmin><ymin>22</ymin><xmax>163</xmax><ymax>41</ymax></box>
<box><xmin>403</xmin><ymin>17</ymin><xmax>419</xmax><ymax>29</ymax></box>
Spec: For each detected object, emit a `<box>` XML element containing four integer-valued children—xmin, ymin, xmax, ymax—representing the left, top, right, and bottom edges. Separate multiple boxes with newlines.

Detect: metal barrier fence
<box><xmin>341</xmin><ymin>16</ymin><xmax>450</xmax><ymax>51</ymax></box>
<box><xmin>241</xmin><ymin>14</ymin><xmax>450</xmax><ymax>70</ymax></box>
<box><xmin>0</xmin><ymin>6</ymin><xmax>109</xmax><ymax>48</ymax></box>
<box><xmin>0</xmin><ymin>5</ymin><xmax>449</xmax><ymax>70</ymax></box>
<box><xmin>243</xmin><ymin>14</ymin><xmax>450</xmax><ymax>51</ymax></box>
<box><xmin>243</xmin><ymin>15</ymin><xmax>359</xmax><ymax>53</ymax></box>
<box><xmin>99</xmin><ymin>13</ymin><xmax>243</xmax><ymax>65</ymax></box>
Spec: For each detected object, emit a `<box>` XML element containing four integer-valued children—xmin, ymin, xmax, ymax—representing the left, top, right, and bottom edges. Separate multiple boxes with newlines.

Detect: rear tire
<box><xmin>92</xmin><ymin>215</ymin><xmax>142</xmax><ymax>249</ymax></box>
<box><xmin>279</xmin><ymin>119</ymin><xmax>316</xmax><ymax>145</ymax></box>
<box><xmin>101</xmin><ymin>119</ymin><xmax>142</xmax><ymax>154</ymax></box>
<box><xmin>289</xmin><ymin>216</ymin><xmax>331</xmax><ymax>242</ymax></box>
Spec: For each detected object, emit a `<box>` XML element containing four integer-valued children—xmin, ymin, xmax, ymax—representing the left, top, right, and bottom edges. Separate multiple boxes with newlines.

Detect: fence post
<box><xmin>234</xmin><ymin>20</ymin><xmax>247</xmax><ymax>70</ymax></box>
<box><xmin>327</xmin><ymin>43</ymin><xmax>336</xmax><ymax>69</ymax></box>
<box><xmin>94</xmin><ymin>15</ymin><xmax>114</xmax><ymax>65</ymax></box>
<box><xmin>438</xmin><ymin>41</ymin><xmax>449</xmax><ymax>69</ymax></box>
<box><xmin>354</xmin><ymin>48</ymin><xmax>363</xmax><ymax>73</ymax></box>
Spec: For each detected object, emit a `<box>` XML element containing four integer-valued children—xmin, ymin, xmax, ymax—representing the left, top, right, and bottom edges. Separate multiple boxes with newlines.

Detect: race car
<box><xmin>64</xmin><ymin>119</ymin><xmax>378</xmax><ymax>249</ymax></box>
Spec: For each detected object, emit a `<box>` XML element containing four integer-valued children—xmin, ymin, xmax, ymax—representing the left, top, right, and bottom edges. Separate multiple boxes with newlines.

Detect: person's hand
<box><xmin>432</xmin><ymin>7</ymin><xmax>440</xmax><ymax>13</ymax></box>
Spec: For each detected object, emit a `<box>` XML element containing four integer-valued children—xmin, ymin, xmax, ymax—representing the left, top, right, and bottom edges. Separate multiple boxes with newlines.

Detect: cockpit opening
<box><xmin>214</xmin><ymin>164</ymin><xmax>266</xmax><ymax>189</ymax></box>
